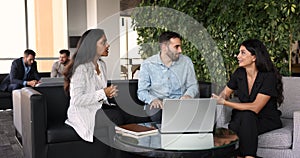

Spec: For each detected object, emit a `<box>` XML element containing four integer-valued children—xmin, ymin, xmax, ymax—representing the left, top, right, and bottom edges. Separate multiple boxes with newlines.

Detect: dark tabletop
<box><xmin>114</xmin><ymin>123</ymin><xmax>238</xmax><ymax>158</ymax></box>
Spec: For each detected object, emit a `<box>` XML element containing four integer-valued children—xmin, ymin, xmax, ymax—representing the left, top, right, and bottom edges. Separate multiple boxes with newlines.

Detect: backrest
<box><xmin>108</xmin><ymin>80</ymin><xmax>214</xmax><ymax>103</ymax></box>
<box><xmin>279</xmin><ymin>77</ymin><xmax>300</xmax><ymax>119</ymax></box>
<box><xmin>108</xmin><ymin>79</ymin><xmax>144</xmax><ymax>106</ymax></box>
<box><xmin>39</xmin><ymin>72</ymin><xmax>51</xmax><ymax>78</ymax></box>
<box><xmin>31</xmin><ymin>79</ymin><xmax>215</xmax><ymax>125</ymax></box>
<box><xmin>107</xmin><ymin>80</ymin><xmax>214</xmax><ymax>103</ymax></box>
<box><xmin>198</xmin><ymin>81</ymin><xmax>216</xmax><ymax>98</ymax></box>
<box><xmin>0</xmin><ymin>73</ymin><xmax>8</xmax><ymax>83</ymax></box>
<box><xmin>34</xmin><ymin>86</ymin><xmax>69</xmax><ymax>125</ymax></box>
<box><xmin>33</xmin><ymin>80</ymin><xmax>141</xmax><ymax>126</ymax></box>
<box><xmin>107</xmin><ymin>80</ymin><xmax>214</xmax><ymax>117</ymax></box>
<box><xmin>107</xmin><ymin>79</ymin><xmax>147</xmax><ymax>117</ymax></box>
<box><xmin>34</xmin><ymin>79</ymin><xmax>143</xmax><ymax>125</ymax></box>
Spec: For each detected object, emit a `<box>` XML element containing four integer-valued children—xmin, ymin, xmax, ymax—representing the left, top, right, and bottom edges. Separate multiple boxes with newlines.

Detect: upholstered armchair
<box><xmin>215</xmin><ymin>77</ymin><xmax>300</xmax><ymax>158</ymax></box>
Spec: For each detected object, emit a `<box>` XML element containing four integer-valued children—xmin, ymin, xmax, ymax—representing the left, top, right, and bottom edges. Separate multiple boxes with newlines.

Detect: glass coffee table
<box><xmin>114</xmin><ymin>123</ymin><xmax>238</xmax><ymax>158</ymax></box>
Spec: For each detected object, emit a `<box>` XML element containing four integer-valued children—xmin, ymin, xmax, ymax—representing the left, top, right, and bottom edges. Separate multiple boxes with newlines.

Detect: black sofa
<box><xmin>0</xmin><ymin>72</ymin><xmax>50</xmax><ymax>110</ymax></box>
<box><xmin>20</xmin><ymin>79</ymin><xmax>214</xmax><ymax>158</ymax></box>
<box><xmin>0</xmin><ymin>74</ymin><xmax>12</xmax><ymax>110</ymax></box>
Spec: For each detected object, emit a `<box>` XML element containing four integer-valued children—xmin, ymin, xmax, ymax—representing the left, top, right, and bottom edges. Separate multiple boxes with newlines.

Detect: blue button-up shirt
<box><xmin>137</xmin><ymin>53</ymin><xmax>199</xmax><ymax>105</ymax></box>
<box><xmin>22</xmin><ymin>59</ymin><xmax>31</xmax><ymax>86</ymax></box>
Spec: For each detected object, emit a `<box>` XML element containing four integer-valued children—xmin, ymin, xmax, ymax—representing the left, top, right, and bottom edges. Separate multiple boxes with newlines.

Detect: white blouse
<box><xmin>65</xmin><ymin>62</ymin><xmax>107</xmax><ymax>142</ymax></box>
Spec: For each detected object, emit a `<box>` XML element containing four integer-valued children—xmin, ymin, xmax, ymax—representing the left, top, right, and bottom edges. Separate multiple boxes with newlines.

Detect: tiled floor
<box><xmin>0</xmin><ymin>110</ymin><xmax>23</xmax><ymax>158</ymax></box>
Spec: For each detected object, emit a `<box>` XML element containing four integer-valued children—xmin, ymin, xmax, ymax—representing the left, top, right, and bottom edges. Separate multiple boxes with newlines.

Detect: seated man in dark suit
<box><xmin>0</xmin><ymin>49</ymin><xmax>41</xmax><ymax>92</ymax></box>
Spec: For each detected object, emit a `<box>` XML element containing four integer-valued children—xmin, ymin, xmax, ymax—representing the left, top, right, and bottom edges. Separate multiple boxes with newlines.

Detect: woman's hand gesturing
<box><xmin>104</xmin><ymin>84</ymin><xmax>118</xmax><ymax>98</ymax></box>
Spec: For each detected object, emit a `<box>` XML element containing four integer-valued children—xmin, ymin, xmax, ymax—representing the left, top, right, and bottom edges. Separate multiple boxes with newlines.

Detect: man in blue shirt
<box><xmin>0</xmin><ymin>49</ymin><xmax>40</xmax><ymax>92</ymax></box>
<box><xmin>137</xmin><ymin>31</ymin><xmax>199</xmax><ymax>123</ymax></box>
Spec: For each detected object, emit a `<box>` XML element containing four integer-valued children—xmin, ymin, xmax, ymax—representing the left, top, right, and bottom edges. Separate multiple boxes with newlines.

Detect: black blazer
<box><xmin>0</xmin><ymin>57</ymin><xmax>40</xmax><ymax>91</ymax></box>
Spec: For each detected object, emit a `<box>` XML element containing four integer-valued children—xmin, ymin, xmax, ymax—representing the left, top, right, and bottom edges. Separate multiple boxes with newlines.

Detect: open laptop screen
<box><xmin>160</xmin><ymin>98</ymin><xmax>217</xmax><ymax>134</ymax></box>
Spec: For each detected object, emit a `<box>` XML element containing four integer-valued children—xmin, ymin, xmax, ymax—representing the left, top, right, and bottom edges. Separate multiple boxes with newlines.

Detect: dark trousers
<box><xmin>94</xmin><ymin>104</ymin><xmax>151</xmax><ymax>139</ymax></box>
<box><xmin>145</xmin><ymin>104</ymin><xmax>162</xmax><ymax>123</ymax></box>
<box><xmin>94</xmin><ymin>104</ymin><xmax>151</xmax><ymax>136</ymax></box>
<box><xmin>229</xmin><ymin>110</ymin><xmax>282</xmax><ymax>157</ymax></box>
<box><xmin>102</xmin><ymin>104</ymin><xmax>151</xmax><ymax>124</ymax></box>
<box><xmin>93</xmin><ymin>104</ymin><xmax>151</xmax><ymax>158</ymax></box>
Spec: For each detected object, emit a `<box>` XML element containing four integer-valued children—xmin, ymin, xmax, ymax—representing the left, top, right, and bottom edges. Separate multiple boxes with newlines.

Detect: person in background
<box><xmin>0</xmin><ymin>49</ymin><xmax>40</xmax><ymax>92</ymax></box>
<box><xmin>137</xmin><ymin>31</ymin><xmax>199</xmax><ymax>123</ymax></box>
<box><xmin>212</xmin><ymin>39</ymin><xmax>283</xmax><ymax>158</ymax></box>
<box><xmin>51</xmin><ymin>49</ymin><xmax>70</xmax><ymax>78</ymax></box>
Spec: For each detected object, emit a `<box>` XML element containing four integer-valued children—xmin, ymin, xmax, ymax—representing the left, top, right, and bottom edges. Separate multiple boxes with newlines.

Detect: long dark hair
<box><xmin>63</xmin><ymin>29</ymin><xmax>105</xmax><ymax>93</ymax></box>
<box><xmin>241</xmin><ymin>39</ymin><xmax>283</xmax><ymax>106</ymax></box>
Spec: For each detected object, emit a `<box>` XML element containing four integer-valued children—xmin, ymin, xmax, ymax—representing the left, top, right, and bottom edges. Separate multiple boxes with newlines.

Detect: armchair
<box><xmin>216</xmin><ymin>77</ymin><xmax>300</xmax><ymax>158</ymax></box>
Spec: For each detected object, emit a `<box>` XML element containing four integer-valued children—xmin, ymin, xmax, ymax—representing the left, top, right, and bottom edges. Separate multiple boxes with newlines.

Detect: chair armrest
<box><xmin>21</xmin><ymin>87</ymin><xmax>47</xmax><ymax>158</ymax></box>
<box><xmin>12</xmin><ymin>89</ymin><xmax>22</xmax><ymax>136</ymax></box>
<box><xmin>293</xmin><ymin>110</ymin><xmax>300</xmax><ymax>150</ymax></box>
<box><xmin>215</xmin><ymin>97</ymin><xmax>239</xmax><ymax>128</ymax></box>
<box><xmin>215</xmin><ymin>104</ymin><xmax>232</xmax><ymax>128</ymax></box>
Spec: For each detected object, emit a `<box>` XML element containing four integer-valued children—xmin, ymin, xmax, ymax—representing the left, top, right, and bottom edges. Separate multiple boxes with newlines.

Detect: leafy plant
<box><xmin>132</xmin><ymin>0</ymin><xmax>300</xmax><ymax>86</ymax></box>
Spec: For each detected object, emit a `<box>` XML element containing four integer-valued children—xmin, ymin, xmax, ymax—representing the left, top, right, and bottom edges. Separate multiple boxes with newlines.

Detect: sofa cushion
<box><xmin>279</xmin><ymin>77</ymin><xmax>300</xmax><ymax>119</ymax></box>
<box><xmin>34</xmin><ymin>86</ymin><xmax>69</xmax><ymax>124</ymax></box>
<box><xmin>0</xmin><ymin>91</ymin><xmax>11</xmax><ymax>98</ymax></box>
<box><xmin>47</xmin><ymin>123</ymin><xmax>112</xmax><ymax>144</ymax></box>
<box><xmin>47</xmin><ymin>123</ymin><xmax>82</xmax><ymax>143</ymax></box>
<box><xmin>258</xmin><ymin>118</ymin><xmax>293</xmax><ymax>149</ymax></box>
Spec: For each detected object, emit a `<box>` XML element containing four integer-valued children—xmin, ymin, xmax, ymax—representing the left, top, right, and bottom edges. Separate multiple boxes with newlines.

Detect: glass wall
<box><xmin>0</xmin><ymin>0</ymin><xmax>27</xmax><ymax>73</ymax></box>
<box><xmin>0</xmin><ymin>0</ymin><xmax>68</xmax><ymax>74</ymax></box>
<box><xmin>0</xmin><ymin>0</ymin><xmax>143</xmax><ymax>79</ymax></box>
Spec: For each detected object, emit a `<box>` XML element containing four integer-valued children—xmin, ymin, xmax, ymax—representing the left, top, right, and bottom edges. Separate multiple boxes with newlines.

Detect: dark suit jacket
<box><xmin>0</xmin><ymin>57</ymin><xmax>40</xmax><ymax>91</ymax></box>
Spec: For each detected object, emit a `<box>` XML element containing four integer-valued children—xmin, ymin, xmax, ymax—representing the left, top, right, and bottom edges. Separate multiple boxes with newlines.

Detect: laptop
<box><xmin>159</xmin><ymin>98</ymin><xmax>217</xmax><ymax>134</ymax></box>
<box><xmin>160</xmin><ymin>133</ymin><xmax>214</xmax><ymax>150</ymax></box>
<box><xmin>35</xmin><ymin>77</ymin><xmax>64</xmax><ymax>87</ymax></box>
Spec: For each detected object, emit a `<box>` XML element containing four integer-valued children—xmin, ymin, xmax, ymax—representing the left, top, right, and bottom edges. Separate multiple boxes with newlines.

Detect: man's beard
<box><xmin>166</xmin><ymin>46</ymin><xmax>179</xmax><ymax>61</ymax></box>
<box><xmin>62</xmin><ymin>59</ymin><xmax>69</xmax><ymax>65</ymax></box>
<box><xmin>25</xmin><ymin>62</ymin><xmax>30</xmax><ymax>67</ymax></box>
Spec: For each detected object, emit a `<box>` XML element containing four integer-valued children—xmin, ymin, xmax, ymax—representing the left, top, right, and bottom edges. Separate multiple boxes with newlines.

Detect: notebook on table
<box><xmin>115</xmin><ymin>123</ymin><xmax>159</xmax><ymax>138</ymax></box>
<box><xmin>115</xmin><ymin>123</ymin><xmax>158</xmax><ymax>136</ymax></box>
<box><xmin>159</xmin><ymin>98</ymin><xmax>217</xmax><ymax>134</ymax></box>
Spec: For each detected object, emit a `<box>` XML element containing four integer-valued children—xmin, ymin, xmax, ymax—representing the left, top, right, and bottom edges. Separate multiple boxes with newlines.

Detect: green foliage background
<box><xmin>131</xmin><ymin>0</ymin><xmax>300</xmax><ymax>86</ymax></box>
